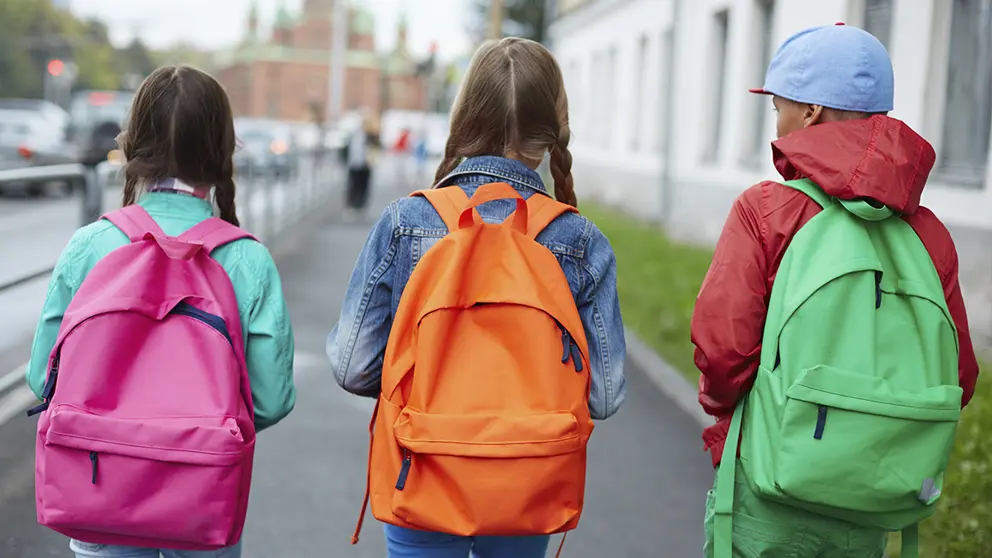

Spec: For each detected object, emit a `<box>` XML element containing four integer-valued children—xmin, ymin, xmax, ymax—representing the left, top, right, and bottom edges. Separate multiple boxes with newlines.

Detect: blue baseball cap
<box><xmin>750</xmin><ymin>23</ymin><xmax>894</xmax><ymax>113</ymax></box>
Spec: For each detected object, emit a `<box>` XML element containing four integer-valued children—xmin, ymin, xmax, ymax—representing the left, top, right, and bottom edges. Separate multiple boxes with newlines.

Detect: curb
<box><xmin>623</xmin><ymin>327</ymin><xmax>713</xmax><ymax>430</ymax></box>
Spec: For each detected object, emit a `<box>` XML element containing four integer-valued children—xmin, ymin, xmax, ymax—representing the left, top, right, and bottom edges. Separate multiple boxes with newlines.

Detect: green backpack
<box><xmin>712</xmin><ymin>179</ymin><xmax>962</xmax><ymax>558</ymax></box>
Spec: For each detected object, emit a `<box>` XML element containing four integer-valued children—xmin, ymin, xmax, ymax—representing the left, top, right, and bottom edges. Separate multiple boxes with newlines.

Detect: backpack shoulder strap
<box><xmin>412</xmin><ymin>186</ymin><xmax>471</xmax><ymax>232</ymax></box>
<box><xmin>781</xmin><ymin>179</ymin><xmax>834</xmax><ymax>209</ymax></box>
<box><xmin>520</xmin><ymin>193</ymin><xmax>578</xmax><ymax>240</ymax></box>
<box><xmin>783</xmin><ymin>178</ymin><xmax>896</xmax><ymax>221</ymax></box>
<box><xmin>178</xmin><ymin>218</ymin><xmax>257</xmax><ymax>255</ymax></box>
<box><xmin>102</xmin><ymin>205</ymin><xmax>167</xmax><ymax>242</ymax></box>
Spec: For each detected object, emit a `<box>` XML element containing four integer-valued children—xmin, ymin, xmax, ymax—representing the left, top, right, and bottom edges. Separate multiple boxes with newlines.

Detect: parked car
<box><xmin>234</xmin><ymin>120</ymin><xmax>297</xmax><ymax>180</ymax></box>
<box><xmin>0</xmin><ymin>102</ymin><xmax>76</xmax><ymax>196</ymax></box>
<box><xmin>67</xmin><ymin>90</ymin><xmax>134</xmax><ymax>168</ymax></box>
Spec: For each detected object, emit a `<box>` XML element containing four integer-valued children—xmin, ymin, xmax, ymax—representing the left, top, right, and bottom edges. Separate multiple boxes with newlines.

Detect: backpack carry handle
<box><xmin>458</xmin><ymin>182</ymin><xmax>529</xmax><ymax>233</ymax></box>
<box><xmin>103</xmin><ymin>205</ymin><xmax>167</xmax><ymax>243</ymax></box>
<box><xmin>178</xmin><ymin>218</ymin><xmax>257</xmax><ymax>255</ymax></box>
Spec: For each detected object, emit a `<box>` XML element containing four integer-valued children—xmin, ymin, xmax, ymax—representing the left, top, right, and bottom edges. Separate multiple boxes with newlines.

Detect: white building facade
<box><xmin>549</xmin><ymin>0</ymin><xmax>992</xmax><ymax>344</ymax></box>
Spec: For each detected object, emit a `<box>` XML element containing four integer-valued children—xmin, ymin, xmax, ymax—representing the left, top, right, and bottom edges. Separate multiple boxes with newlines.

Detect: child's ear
<box><xmin>803</xmin><ymin>104</ymin><xmax>824</xmax><ymax>127</ymax></box>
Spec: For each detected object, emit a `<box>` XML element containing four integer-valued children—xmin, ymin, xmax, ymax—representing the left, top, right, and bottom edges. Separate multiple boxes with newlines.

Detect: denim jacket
<box><xmin>327</xmin><ymin>156</ymin><xmax>626</xmax><ymax>420</ymax></box>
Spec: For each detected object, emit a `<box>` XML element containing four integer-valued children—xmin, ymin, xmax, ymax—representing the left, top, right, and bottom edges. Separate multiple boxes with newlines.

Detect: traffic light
<box><xmin>47</xmin><ymin>59</ymin><xmax>65</xmax><ymax>77</ymax></box>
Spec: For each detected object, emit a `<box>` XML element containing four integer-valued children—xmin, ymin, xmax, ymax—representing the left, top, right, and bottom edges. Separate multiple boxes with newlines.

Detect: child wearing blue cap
<box><xmin>692</xmin><ymin>23</ymin><xmax>980</xmax><ymax>558</ymax></box>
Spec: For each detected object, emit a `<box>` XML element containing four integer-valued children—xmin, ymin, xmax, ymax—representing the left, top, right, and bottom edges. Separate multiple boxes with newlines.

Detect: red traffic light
<box><xmin>47</xmin><ymin>59</ymin><xmax>65</xmax><ymax>77</ymax></box>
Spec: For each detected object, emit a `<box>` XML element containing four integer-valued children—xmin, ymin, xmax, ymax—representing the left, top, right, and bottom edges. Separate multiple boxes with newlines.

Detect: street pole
<box><xmin>329</xmin><ymin>0</ymin><xmax>348</xmax><ymax>124</ymax></box>
<box><xmin>489</xmin><ymin>0</ymin><xmax>504</xmax><ymax>40</ymax></box>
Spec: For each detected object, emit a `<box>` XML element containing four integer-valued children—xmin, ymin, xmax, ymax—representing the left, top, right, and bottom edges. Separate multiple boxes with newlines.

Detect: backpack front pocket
<box><xmin>390</xmin><ymin>408</ymin><xmax>591</xmax><ymax>536</ymax></box>
<box><xmin>775</xmin><ymin>366</ymin><xmax>961</xmax><ymax>527</ymax></box>
<box><xmin>39</xmin><ymin>406</ymin><xmax>250</xmax><ymax>546</ymax></box>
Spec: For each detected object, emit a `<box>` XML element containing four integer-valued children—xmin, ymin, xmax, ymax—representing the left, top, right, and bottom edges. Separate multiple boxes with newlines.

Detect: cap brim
<box><xmin>749</xmin><ymin>88</ymin><xmax>773</xmax><ymax>95</ymax></box>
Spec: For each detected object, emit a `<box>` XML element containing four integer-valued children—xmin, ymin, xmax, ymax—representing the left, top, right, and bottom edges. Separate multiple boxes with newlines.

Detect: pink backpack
<box><xmin>30</xmin><ymin>205</ymin><xmax>256</xmax><ymax>550</ymax></box>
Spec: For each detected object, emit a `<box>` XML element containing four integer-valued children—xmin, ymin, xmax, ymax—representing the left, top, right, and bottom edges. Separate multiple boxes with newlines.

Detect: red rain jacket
<box><xmin>691</xmin><ymin>116</ymin><xmax>980</xmax><ymax>468</ymax></box>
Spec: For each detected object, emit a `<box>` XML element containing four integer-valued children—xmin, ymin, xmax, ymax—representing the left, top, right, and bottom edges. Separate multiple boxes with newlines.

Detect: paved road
<box><xmin>0</xmin><ymin>155</ymin><xmax>713</xmax><ymax>557</ymax></box>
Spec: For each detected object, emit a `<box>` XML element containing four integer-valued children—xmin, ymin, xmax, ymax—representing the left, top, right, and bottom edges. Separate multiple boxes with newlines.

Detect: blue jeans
<box><xmin>69</xmin><ymin>539</ymin><xmax>242</xmax><ymax>558</ymax></box>
<box><xmin>384</xmin><ymin>525</ymin><xmax>550</xmax><ymax>558</ymax></box>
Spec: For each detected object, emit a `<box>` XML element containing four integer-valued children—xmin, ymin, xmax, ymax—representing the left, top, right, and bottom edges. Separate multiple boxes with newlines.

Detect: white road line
<box><xmin>0</xmin><ymin>385</ymin><xmax>37</xmax><ymax>427</ymax></box>
<box><xmin>0</xmin><ymin>364</ymin><xmax>27</xmax><ymax>395</ymax></box>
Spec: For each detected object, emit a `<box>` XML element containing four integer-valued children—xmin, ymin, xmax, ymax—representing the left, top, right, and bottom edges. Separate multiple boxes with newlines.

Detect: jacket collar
<box><xmin>438</xmin><ymin>155</ymin><xmax>548</xmax><ymax>193</ymax></box>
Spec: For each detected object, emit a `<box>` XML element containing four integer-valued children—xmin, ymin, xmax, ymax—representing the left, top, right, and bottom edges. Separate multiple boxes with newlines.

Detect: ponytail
<box><xmin>215</xmin><ymin>177</ymin><xmax>239</xmax><ymax>226</ymax></box>
<box><xmin>550</xmin><ymin>124</ymin><xmax>577</xmax><ymax>208</ymax></box>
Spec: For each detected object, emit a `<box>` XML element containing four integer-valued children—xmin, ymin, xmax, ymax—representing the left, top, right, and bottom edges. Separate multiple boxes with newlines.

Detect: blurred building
<box><xmin>213</xmin><ymin>0</ymin><xmax>427</xmax><ymax>126</ymax></box>
<box><xmin>549</xmin><ymin>0</ymin><xmax>992</xmax><ymax>344</ymax></box>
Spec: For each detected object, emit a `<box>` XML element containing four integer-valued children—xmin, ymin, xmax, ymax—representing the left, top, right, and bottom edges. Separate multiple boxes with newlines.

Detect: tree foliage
<box><xmin>0</xmin><ymin>0</ymin><xmax>159</xmax><ymax>100</ymax></box>
<box><xmin>470</xmin><ymin>0</ymin><xmax>548</xmax><ymax>44</ymax></box>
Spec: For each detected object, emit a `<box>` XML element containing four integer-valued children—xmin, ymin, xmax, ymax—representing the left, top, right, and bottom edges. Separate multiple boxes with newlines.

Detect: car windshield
<box><xmin>69</xmin><ymin>91</ymin><xmax>134</xmax><ymax>127</ymax></box>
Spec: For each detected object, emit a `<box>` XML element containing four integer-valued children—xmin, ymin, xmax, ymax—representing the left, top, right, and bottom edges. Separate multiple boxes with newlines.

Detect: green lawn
<box><xmin>583</xmin><ymin>201</ymin><xmax>991</xmax><ymax>558</ymax></box>
<box><xmin>580</xmin><ymin>203</ymin><xmax>712</xmax><ymax>379</ymax></box>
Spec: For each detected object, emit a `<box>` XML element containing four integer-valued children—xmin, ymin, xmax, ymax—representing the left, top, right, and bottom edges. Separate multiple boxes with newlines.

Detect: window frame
<box><xmin>925</xmin><ymin>0</ymin><xmax>992</xmax><ymax>189</ymax></box>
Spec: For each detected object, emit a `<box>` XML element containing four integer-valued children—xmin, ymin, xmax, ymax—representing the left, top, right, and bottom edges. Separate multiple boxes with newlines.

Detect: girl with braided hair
<box><xmin>329</xmin><ymin>37</ymin><xmax>626</xmax><ymax>558</ymax></box>
<box><xmin>28</xmin><ymin>66</ymin><xmax>296</xmax><ymax>558</ymax></box>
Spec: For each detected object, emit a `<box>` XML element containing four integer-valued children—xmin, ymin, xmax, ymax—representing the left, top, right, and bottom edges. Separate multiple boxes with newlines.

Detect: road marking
<box><xmin>0</xmin><ymin>364</ymin><xmax>26</xmax><ymax>395</ymax></box>
<box><xmin>0</xmin><ymin>385</ymin><xmax>37</xmax><ymax>428</ymax></box>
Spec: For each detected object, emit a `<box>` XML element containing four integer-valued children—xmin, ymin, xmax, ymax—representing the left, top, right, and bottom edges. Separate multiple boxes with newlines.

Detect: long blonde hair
<box><xmin>435</xmin><ymin>37</ymin><xmax>576</xmax><ymax>207</ymax></box>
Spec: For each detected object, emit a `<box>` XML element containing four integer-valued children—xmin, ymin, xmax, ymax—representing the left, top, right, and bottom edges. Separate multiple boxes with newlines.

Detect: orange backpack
<box><xmin>352</xmin><ymin>182</ymin><xmax>595</xmax><ymax>546</ymax></box>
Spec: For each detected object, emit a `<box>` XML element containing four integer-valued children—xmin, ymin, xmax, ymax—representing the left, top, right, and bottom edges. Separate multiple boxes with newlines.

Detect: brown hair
<box><xmin>435</xmin><ymin>37</ymin><xmax>576</xmax><ymax>207</ymax></box>
<box><xmin>119</xmin><ymin>65</ymin><xmax>240</xmax><ymax>225</ymax></box>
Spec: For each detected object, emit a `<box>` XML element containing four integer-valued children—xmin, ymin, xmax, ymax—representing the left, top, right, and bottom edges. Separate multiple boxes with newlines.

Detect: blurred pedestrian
<box><xmin>693</xmin><ymin>24</ymin><xmax>979</xmax><ymax>558</ymax></box>
<box><xmin>345</xmin><ymin>111</ymin><xmax>373</xmax><ymax>219</ymax></box>
<box><xmin>327</xmin><ymin>37</ymin><xmax>627</xmax><ymax>558</ymax></box>
<box><xmin>26</xmin><ymin>65</ymin><xmax>296</xmax><ymax>558</ymax></box>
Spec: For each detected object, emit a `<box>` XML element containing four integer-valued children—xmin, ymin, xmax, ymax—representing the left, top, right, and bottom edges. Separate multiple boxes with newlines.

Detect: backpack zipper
<box><xmin>170</xmin><ymin>302</ymin><xmax>234</xmax><ymax>347</ymax></box>
<box><xmin>395</xmin><ymin>449</ymin><xmax>412</xmax><ymax>490</ymax></box>
<box><xmin>90</xmin><ymin>451</ymin><xmax>98</xmax><ymax>484</ymax></box>
<box><xmin>557</xmin><ymin>322</ymin><xmax>584</xmax><ymax>373</ymax></box>
<box><xmin>26</xmin><ymin>357</ymin><xmax>60</xmax><ymax>417</ymax></box>
<box><xmin>875</xmin><ymin>271</ymin><xmax>883</xmax><ymax>309</ymax></box>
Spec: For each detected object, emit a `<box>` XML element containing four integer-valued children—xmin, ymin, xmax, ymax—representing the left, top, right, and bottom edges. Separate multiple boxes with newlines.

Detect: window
<box><xmin>606</xmin><ymin>46</ymin><xmax>617</xmax><ymax>148</ymax></box>
<box><xmin>938</xmin><ymin>0</ymin><xmax>992</xmax><ymax>186</ymax></box>
<box><xmin>705</xmin><ymin>9</ymin><xmax>731</xmax><ymax>160</ymax></box>
<box><xmin>590</xmin><ymin>50</ymin><xmax>603</xmax><ymax>146</ymax></box>
<box><xmin>656</xmin><ymin>27</ymin><xmax>672</xmax><ymax>154</ymax></box>
<box><xmin>631</xmin><ymin>35</ymin><xmax>649</xmax><ymax>151</ymax></box>
<box><xmin>748</xmin><ymin>0</ymin><xmax>775</xmax><ymax>160</ymax></box>
<box><xmin>863</xmin><ymin>0</ymin><xmax>894</xmax><ymax>49</ymax></box>
<box><xmin>568</xmin><ymin>59</ymin><xmax>581</xmax><ymax>138</ymax></box>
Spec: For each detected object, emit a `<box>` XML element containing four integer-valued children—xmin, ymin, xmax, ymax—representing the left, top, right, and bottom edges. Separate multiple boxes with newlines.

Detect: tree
<box><xmin>71</xmin><ymin>19</ymin><xmax>121</xmax><ymax>90</ymax></box>
<box><xmin>115</xmin><ymin>38</ymin><xmax>156</xmax><ymax>79</ymax></box>
<box><xmin>470</xmin><ymin>0</ymin><xmax>548</xmax><ymax>44</ymax></box>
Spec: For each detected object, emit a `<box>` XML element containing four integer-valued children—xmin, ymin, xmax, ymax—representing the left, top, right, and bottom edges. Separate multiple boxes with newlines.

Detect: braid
<box><xmin>122</xmin><ymin>171</ymin><xmax>140</xmax><ymax>207</ymax></box>
<box><xmin>433</xmin><ymin>138</ymin><xmax>461</xmax><ymax>187</ymax></box>
<box><xmin>215</xmin><ymin>177</ymin><xmax>240</xmax><ymax>226</ymax></box>
<box><xmin>550</xmin><ymin>124</ymin><xmax>577</xmax><ymax>208</ymax></box>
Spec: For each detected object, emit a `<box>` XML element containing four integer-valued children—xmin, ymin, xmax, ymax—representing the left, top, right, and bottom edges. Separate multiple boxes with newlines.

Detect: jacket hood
<box><xmin>772</xmin><ymin>115</ymin><xmax>936</xmax><ymax>214</ymax></box>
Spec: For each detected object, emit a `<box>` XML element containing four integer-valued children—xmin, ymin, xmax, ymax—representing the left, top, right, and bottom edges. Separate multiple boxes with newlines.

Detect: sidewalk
<box><xmin>0</xmin><ymin>158</ymin><xmax>715</xmax><ymax>557</ymax></box>
<box><xmin>241</xmin><ymin>160</ymin><xmax>715</xmax><ymax>557</ymax></box>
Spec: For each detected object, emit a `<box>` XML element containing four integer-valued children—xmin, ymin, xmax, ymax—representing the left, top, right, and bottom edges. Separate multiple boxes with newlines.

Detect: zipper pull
<box><xmin>559</xmin><ymin>324</ymin><xmax>571</xmax><ymax>364</ymax></box>
<box><xmin>570</xmin><ymin>343</ymin><xmax>583</xmax><ymax>373</ymax></box>
<box><xmin>90</xmin><ymin>452</ymin><xmax>98</xmax><ymax>484</ymax></box>
<box><xmin>395</xmin><ymin>450</ymin><xmax>411</xmax><ymax>490</ymax></box>
<box><xmin>27</xmin><ymin>358</ymin><xmax>61</xmax><ymax>417</ymax></box>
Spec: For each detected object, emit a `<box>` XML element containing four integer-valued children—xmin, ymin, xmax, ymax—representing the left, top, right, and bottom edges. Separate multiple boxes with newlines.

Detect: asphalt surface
<box><xmin>0</xmin><ymin>155</ymin><xmax>713</xmax><ymax>557</ymax></box>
